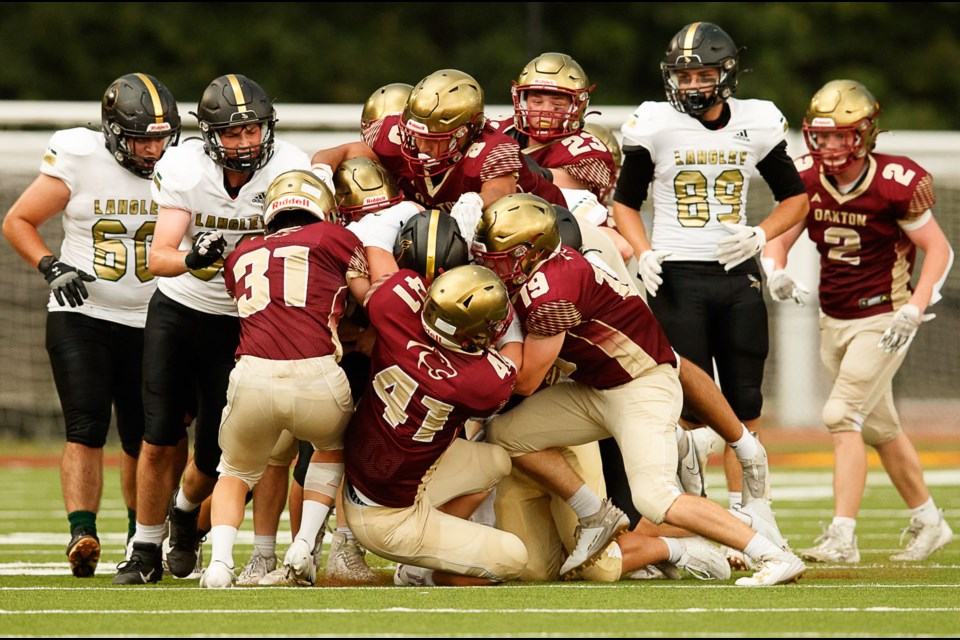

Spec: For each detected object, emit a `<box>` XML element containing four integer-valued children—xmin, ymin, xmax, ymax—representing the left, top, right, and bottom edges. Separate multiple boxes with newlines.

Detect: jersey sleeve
<box><xmin>620</xmin><ymin>102</ymin><xmax>661</xmax><ymax>154</ymax></box>
<box><xmin>751</xmin><ymin>101</ymin><xmax>791</xmax><ymax>159</ymax></box>
<box><xmin>39</xmin><ymin>128</ymin><xmax>98</xmax><ymax>192</ymax></box>
<box><xmin>150</xmin><ymin>142</ymin><xmax>202</xmax><ymax>210</ymax></box>
<box><xmin>905</xmin><ymin>173</ymin><xmax>936</xmax><ymax>222</ymax></box>
<box><xmin>479</xmin><ymin>141</ymin><xmax>523</xmax><ymax>182</ymax></box>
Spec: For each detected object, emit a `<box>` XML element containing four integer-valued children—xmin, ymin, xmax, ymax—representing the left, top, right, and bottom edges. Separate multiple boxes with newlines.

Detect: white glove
<box><xmin>767</xmin><ymin>269</ymin><xmax>809</xmax><ymax>306</ymax></box>
<box><xmin>347</xmin><ymin>201</ymin><xmax>419</xmax><ymax>251</ymax></box>
<box><xmin>638</xmin><ymin>249</ymin><xmax>672</xmax><ymax>297</ymax></box>
<box><xmin>878</xmin><ymin>304</ymin><xmax>935</xmax><ymax>354</ymax></box>
<box><xmin>716</xmin><ymin>222</ymin><xmax>766</xmax><ymax>271</ymax></box>
<box><xmin>449</xmin><ymin>192</ymin><xmax>484</xmax><ymax>246</ymax></box>
<box><xmin>310</xmin><ymin>162</ymin><xmax>336</xmax><ymax>194</ymax></box>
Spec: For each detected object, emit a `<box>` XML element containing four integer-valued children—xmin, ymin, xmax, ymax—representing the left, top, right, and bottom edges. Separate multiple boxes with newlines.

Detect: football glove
<box><xmin>184</xmin><ymin>230</ymin><xmax>226</xmax><ymax>270</ymax></box>
<box><xmin>767</xmin><ymin>269</ymin><xmax>809</xmax><ymax>306</ymax></box>
<box><xmin>638</xmin><ymin>249</ymin><xmax>672</xmax><ymax>298</ymax></box>
<box><xmin>878</xmin><ymin>304</ymin><xmax>935</xmax><ymax>354</ymax></box>
<box><xmin>38</xmin><ymin>256</ymin><xmax>96</xmax><ymax>308</ymax></box>
<box><xmin>310</xmin><ymin>162</ymin><xmax>336</xmax><ymax>194</ymax></box>
<box><xmin>716</xmin><ymin>222</ymin><xmax>766</xmax><ymax>271</ymax></box>
<box><xmin>449</xmin><ymin>192</ymin><xmax>484</xmax><ymax>246</ymax></box>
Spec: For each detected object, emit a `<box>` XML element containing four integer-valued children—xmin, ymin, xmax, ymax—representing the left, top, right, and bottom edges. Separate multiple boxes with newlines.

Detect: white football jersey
<box><xmin>151</xmin><ymin>138</ymin><xmax>310</xmax><ymax>315</ymax></box>
<box><xmin>621</xmin><ymin>98</ymin><xmax>789</xmax><ymax>261</ymax></box>
<box><xmin>40</xmin><ymin>127</ymin><xmax>159</xmax><ymax>327</ymax></box>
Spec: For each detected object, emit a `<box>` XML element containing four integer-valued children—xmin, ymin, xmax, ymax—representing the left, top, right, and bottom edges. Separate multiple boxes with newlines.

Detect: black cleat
<box><xmin>66</xmin><ymin>527</ymin><xmax>100</xmax><ymax>578</ymax></box>
<box><xmin>166</xmin><ymin>492</ymin><xmax>201</xmax><ymax>578</ymax></box>
<box><xmin>113</xmin><ymin>542</ymin><xmax>163</xmax><ymax>584</ymax></box>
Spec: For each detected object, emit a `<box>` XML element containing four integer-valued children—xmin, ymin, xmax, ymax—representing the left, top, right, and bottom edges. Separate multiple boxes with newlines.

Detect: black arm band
<box><xmin>613</xmin><ymin>146</ymin><xmax>655</xmax><ymax>209</ymax></box>
<box><xmin>757</xmin><ymin>140</ymin><xmax>807</xmax><ymax>201</ymax></box>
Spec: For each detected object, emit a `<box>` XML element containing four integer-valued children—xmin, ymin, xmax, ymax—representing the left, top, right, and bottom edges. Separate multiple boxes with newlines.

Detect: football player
<box><xmin>199</xmin><ymin>170</ymin><xmax>370</xmax><ymax>588</ymax></box>
<box><xmin>476</xmin><ymin>194</ymin><xmax>807</xmax><ymax>586</ymax></box>
<box><xmin>763</xmin><ymin>80</ymin><xmax>955</xmax><ymax>564</ymax></box>
<box><xmin>311</xmin><ymin>69</ymin><xmax>566</xmax><ymax>215</ymax></box>
<box><xmin>3</xmin><ymin>73</ymin><xmax>180</xmax><ymax>578</ymax></box>
<box><xmin>361</xmin><ymin>83</ymin><xmax>413</xmax><ymax>146</ymax></box>
<box><xmin>342</xmin><ymin>264</ymin><xmax>528</xmax><ymax>586</ymax></box>
<box><xmin>611</xmin><ymin>22</ymin><xmax>809</xmax><ymax>517</ymax></box>
<box><xmin>114</xmin><ymin>74</ymin><xmax>311</xmax><ymax>584</ymax></box>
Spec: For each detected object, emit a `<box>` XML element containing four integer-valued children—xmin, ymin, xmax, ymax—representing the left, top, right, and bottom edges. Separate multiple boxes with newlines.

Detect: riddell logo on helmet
<box><xmin>531</xmin><ymin>79</ymin><xmax>559</xmax><ymax>87</ymax></box>
<box><xmin>271</xmin><ymin>196</ymin><xmax>313</xmax><ymax>211</ymax></box>
<box><xmin>363</xmin><ymin>195</ymin><xmax>389</xmax><ymax>206</ymax></box>
<box><xmin>811</xmin><ymin>117</ymin><xmax>837</xmax><ymax>127</ymax></box>
<box><xmin>405</xmin><ymin>120</ymin><xmax>430</xmax><ymax>134</ymax></box>
<box><xmin>146</xmin><ymin>123</ymin><xmax>172</xmax><ymax>133</ymax></box>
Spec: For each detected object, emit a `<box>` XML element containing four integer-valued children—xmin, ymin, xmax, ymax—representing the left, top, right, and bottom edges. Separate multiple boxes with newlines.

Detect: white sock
<box><xmin>295</xmin><ymin>500</ymin><xmax>331</xmax><ymax>546</ymax></box>
<box><xmin>210</xmin><ymin>525</ymin><xmax>237</xmax><ymax>567</ymax></box>
<box><xmin>830</xmin><ymin>516</ymin><xmax>857</xmax><ymax>540</ymax></box>
<box><xmin>133</xmin><ymin>523</ymin><xmax>166</xmax><ymax>546</ymax></box>
<box><xmin>730</xmin><ymin>425</ymin><xmax>759</xmax><ymax>460</ymax></box>
<box><xmin>253</xmin><ymin>535</ymin><xmax>276</xmax><ymax>558</ymax></box>
<box><xmin>728</xmin><ymin>492</ymin><xmax>743</xmax><ymax>509</ymax></box>
<box><xmin>567</xmin><ymin>484</ymin><xmax>603</xmax><ymax>520</ymax></box>
<box><xmin>661</xmin><ymin>537</ymin><xmax>684</xmax><ymax>564</ymax></box>
<box><xmin>174</xmin><ymin>487</ymin><xmax>200</xmax><ymax>512</ymax></box>
<box><xmin>910</xmin><ymin>497</ymin><xmax>939</xmax><ymax>525</ymax></box>
<box><xmin>743</xmin><ymin>532</ymin><xmax>781</xmax><ymax>560</ymax></box>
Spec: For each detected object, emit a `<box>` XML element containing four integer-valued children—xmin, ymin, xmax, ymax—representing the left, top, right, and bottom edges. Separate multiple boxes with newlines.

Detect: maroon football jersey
<box><xmin>515</xmin><ymin>247</ymin><xmax>677</xmax><ymax>389</ymax></box>
<box><xmin>492</xmin><ymin>118</ymin><xmax>615</xmax><ymax>199</ymax></box>
<box><xmin>797</xmin><ymin>152</ymin><xmax>935</xmax><ymax>319</ymax></box>
<box><xmin>224</xmin><ymin>222</ymin><xmax>368</xmax><ymax>360</ymax></box>
<box><xmin>370</xmin><ymin>114</ymin><xmax>565</xmax><ymax>211</ymax></box>
<box><xmin>344</xmin><ymin>269</ymin><xmax>517</xmax><ymax>507</ymax></box>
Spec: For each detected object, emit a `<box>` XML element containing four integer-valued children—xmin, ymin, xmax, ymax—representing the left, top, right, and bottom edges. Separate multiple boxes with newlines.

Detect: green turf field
<box><xmin>2</xmin><ymin>449</ymin><xmax>958</xmax><ymax>637</ymax></box>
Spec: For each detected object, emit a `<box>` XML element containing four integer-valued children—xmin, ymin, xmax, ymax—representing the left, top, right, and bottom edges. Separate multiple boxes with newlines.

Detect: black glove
<box><xmin>38</xmin><ymin>255</ymin><xmax>96</xmax><ymax>308</ymax></box>
<box><xmin>184</xmin><ymin>230</ymin><xmax>227</xmax><ymax>270</ymax></box>
<box><xmin>522</xmin><ymin>153</ymin><xmax>553</xmax><ymax>182</ymax></box>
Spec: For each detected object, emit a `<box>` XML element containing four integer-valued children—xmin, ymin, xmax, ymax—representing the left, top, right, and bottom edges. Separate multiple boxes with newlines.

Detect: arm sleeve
<box><xmin>613</xmin><ymin>146</ymin><xmax>655</xmax><ymax>208</ymax></box>
<box><xmin>756</xmin><ymin>140</ymin><xmax>807</xmax><ymax>202</ymax></box>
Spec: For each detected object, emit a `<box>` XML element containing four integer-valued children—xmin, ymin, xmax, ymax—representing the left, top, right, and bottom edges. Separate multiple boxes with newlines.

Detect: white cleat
<box><xmin>739</xmin><ymin>437</ymin><xmax>770</xmax><ymax>503</ymax></box>
<box><xmin>559</xmin><ymin>499</ymin><xmax>630</xmax><ymax>579</ymax></box>
<box><xmin>624</xmin><ymin>564</ymin><xmax>667</xmax><ymax>580</ymax></box>
<box><xmin>199</xmin><ymin>560</ymin><xmax>235</xmax><ymax>589</ymax></box>
<box><xmin>801</xmin><ymin>522</ymin><xmax>860</xmax><ymax>563</ymax></box>
<box><xmin>393</xmin><ymin>563</ymin><xmax>431</xmax><ymax>586</ymax></box>
<box><xmin>734</xmin><ymin>552</ymin><xmax>806</xmax><ymax>586</ymax></box>
<box><xmin>673</xmin><ymin>536</ymin><xmax>731</xmax><ymax>580</ymax></box>
<box><xmin>732</xmin><ymin>499</ymin><xmax>791</xmax><ymax>553</ymax></box>
<box><xmin>237</xmin><ymin>548</ymin><xmax>277</xmax><ymax>586</ymax></box>
<box><xmin>260</xmin><ymin>539</ymin><xmax>315</xmax><ymax>586</ymax></box>
<box><xmin>891</xmin><ymin>511</ymin><xmax>954</xmax><ymax>561</ymax></box>
<box><xmin>325</xmin><ymin>531</ymin><xmax>378</xmax><ymax>583</ymax></box>
<box><xmin>676</xmin><ymin>427</ymin><xmax>705</xmax><ymax>497</ymax></box>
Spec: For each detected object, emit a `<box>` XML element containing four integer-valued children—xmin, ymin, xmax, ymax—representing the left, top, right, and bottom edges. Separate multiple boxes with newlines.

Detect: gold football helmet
<box><xmin>399</xmin><ymin>69</ymin><xmax>486</xmax><ymax>177</ymax></box>
<box><xmin>471</xmin><ymin>194</ymin><xmax>561</xmax><ymax>294</ymax></box>
<box><xmin>582</xmin><ymin>122</ymin><xmax>621</xmax><ymax>202</ymax></box>
<box><xmin>513</xmin><ymin>52</ymin><xmax>594</xmax><ymax>140</ymax></box>
<box><xmin>422</xmin><ymin>265</ymin><xmax>513</xmax><ymax>353</ymax></box>
<box><xmin>333</xmin><ymin>157</ymin><xmax>403</xmax><ymax>222</ymax></box>
<box><xmin>361</xmin><ymin>83</ymin><xmax>413</xmax><ymax>143</ymax></box>
<box><xmin>263</xmin><ymin>169</ymin><xmax>339</xmax><ymax>228</ymax></box>
<box><xmin>661</xmin><ymin>22</ymin><xmax>740</xmax><ymax>116</ymax></box>
<box><xmin>802</xmin><ymin>79</ymin><xmax>881</xmax><ymax>175</ymax></box>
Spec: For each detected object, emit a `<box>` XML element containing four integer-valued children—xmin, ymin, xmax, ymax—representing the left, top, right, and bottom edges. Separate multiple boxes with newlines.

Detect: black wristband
<box><xmin>37</xmin><ymin>255</ymin><xmax>56</xmax><ymax>274</ymax></box>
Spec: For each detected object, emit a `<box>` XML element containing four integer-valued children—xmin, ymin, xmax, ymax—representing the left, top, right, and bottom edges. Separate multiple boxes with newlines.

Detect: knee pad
<box><xmin>822</xmin><ymin>398</ymin><xmax>861</xmax><ymax>433</ymax></box>
<box><xmin>303</xmin><ymin>462</ymin><xmax>344</xmax><ymax>499</ymax></box>
<box><xmin>65</xmin><ymin>421</ymin><xmax>108</xmax><ymax>449</ymax></box>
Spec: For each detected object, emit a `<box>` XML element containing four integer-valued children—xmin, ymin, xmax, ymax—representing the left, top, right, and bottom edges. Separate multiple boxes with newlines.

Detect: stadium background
<box><xmin>0</xmin><ymin>2</ymin><xmax>957</xmax><ymax>440</ymax></box>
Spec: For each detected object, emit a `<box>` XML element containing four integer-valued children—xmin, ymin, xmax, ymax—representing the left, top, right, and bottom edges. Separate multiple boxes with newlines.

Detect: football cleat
<box><xmin>559</xmin><ymin>498</ymin><xmax>630</xmax><ymax>579</ymax></box>
<box><xmin>739</xmin><ymin>436</ymin><xmax>770</xmax><ymax>503</ymax></box>
<box><xmin>731</xmin><ymin>499</ymin><xmax>792</xmax><ymax>555</ymax></box>
<box><xmin>625</xmin><ymin>564</ymin><xmax>668</xmax><ymax>580</ymax></box>
<box><xmin>311</xmin><ymin>517</ymin><xmax>328</xmax><ymax>575</ymax></box>
<box><xmin>66</xmin><ymin>527</ymin><xmax>100</xmax><ymax>578</ymax></box>
<box><xmin>165</xmin><ymin>491</ymin><xmax>201</xmax><ymax>578</ymax></box>
<box><xmin>199</xmin><ymin>560</ymin><xmax>236</xmax><ymax>589</ymax></box>
<box><xmin>734</xmin><ymin>551</ymin><xmax>806</xmax><ymax>586</ymax></box>
<box><xmin>325</xmin><ymin>531</ymin><xmax>378</xmax><ymax>583</ymax></box>
<box><xmin>393</xmin><ymin>563</ymin><xmax>431</xmax><ymax>586</ymax></box>
<box><xmin>237</xmin><ymin>548</ymin><xmax>277</xmax><ymax>586</ymax></box>
<box><xmin>676</xmin><ymin>427</ymin><xmax>706</xmax><ymax>497</ymax></box>
<box><xmin>113</xmin><ymin>541</ymin><xmax>163</xmax><ymax>584</ymax></box>
<box><xmin>723</xmin><ymin>546</ymin><xmax>754</xmax><ymax>571</ymax></box>
<box><xmin>674</xmin><ymin>536</ymin><xmax>731</xmax><ymax>580</ymax></box>
<box><xmin>891</xmin><ymin>511</ymin><xmax>954</xmax><ymax>561</ymax></box>
<box><xmin>801</xmin><ymin>522</ymin><xmax>860</xmax><ymax>564</ymax></box>
<box><xmin>261</xmin><ymin>539</ymin><xmax>315</xmax><ymax>586</ymax></box>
